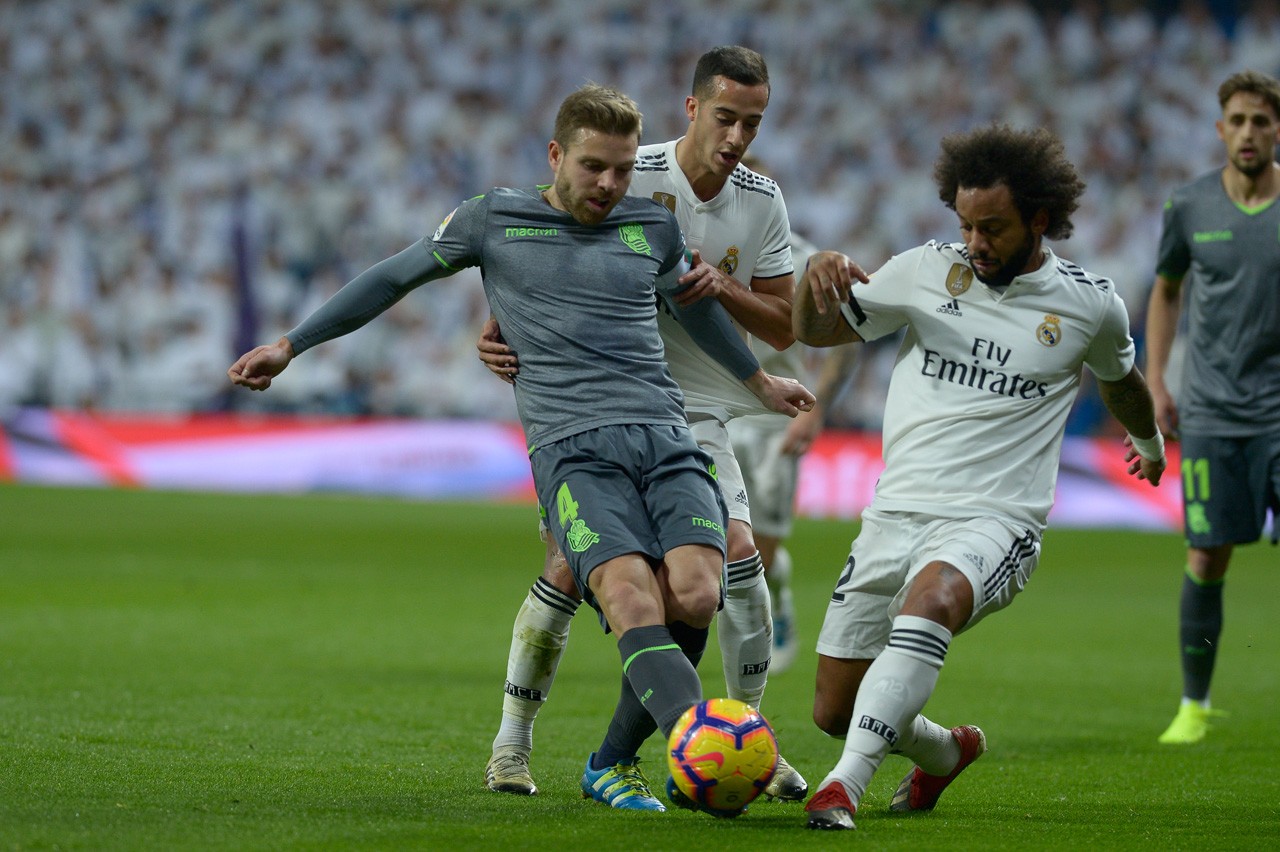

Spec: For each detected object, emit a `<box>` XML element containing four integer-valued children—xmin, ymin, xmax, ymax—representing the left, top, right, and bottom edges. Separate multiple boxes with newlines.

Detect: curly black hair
<box><xmin>933</xmin><ymin>124</ymin><xmax>1086</xmax><ymax>241</ymax></box>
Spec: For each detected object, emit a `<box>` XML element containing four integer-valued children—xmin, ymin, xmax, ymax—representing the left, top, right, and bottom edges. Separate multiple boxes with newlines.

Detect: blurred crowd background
<box><xmin>3</xmin><ymin>0</ymin><xmax>1275</xmax><ymax>431</ymax></box>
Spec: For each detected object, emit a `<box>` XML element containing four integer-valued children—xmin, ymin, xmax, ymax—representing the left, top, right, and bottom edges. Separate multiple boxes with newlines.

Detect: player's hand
<box><xmin>1123</xmin><ymin>434</ymin><xmax>1166</xmax><ymax>486</ymax></box>
<box><xmin>744</xmin><ymin>370</ymin><xmax>816</xmax><ymax>418</ymax></box>
<box><xmin>477</xmin><ymin>317</ymin><xmax>518</xmax><ymax>384</ymax></box>
<box><xmin>1149</xmin><ymin>382</ymin><xmax>1179</xmax><ymax>439</ymax></box>
<box><xmin>672</xmin><ymin>249</ymin><xmax>734</xmax><ymax>306</ymax></box>
<box><xmin>804</xmin><ymin>251</ymin><xmax>868</xmax><ymax>314</ymax></box>
<box><xmin>780</xmin><ymin>406</ymin><xmax>824</xmax><ymax>455</ymax></box>
<box><xmin>228</xmin><ymin>338</ymin><xmax>294</xmax><ymax>391</ymax></box>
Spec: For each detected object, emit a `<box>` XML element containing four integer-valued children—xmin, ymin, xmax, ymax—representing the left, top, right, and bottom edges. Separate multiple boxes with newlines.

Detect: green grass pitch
<box><xmin>2</xmin><ymin>483</ymin><xmax>1276</xmax><ymax>851</ymax></box>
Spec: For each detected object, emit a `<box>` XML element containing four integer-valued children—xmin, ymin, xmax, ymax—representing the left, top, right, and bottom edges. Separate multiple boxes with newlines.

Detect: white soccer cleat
<box><xmin>485</xmin><ymin>746</ymin><xmax>538</xmax><ymax>795</ymax></box>
<box><xmin>763</xmin><ymin>752</ymin><xmax>808</xmax><ymax>801</ymax></box>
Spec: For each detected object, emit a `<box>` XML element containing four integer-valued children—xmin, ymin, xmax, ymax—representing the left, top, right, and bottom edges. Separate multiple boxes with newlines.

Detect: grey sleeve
<box><xmin>286</xmin><ymin>241</ymin><xmax>451</xmax><ymax>355</ymax></box>
<box><xmin>657</xmin><ymin>259</ymin><xmax>760</xmax><ymax>381</ymax></box>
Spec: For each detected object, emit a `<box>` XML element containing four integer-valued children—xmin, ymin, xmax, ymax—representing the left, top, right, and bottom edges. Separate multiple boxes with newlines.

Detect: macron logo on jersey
<box><xmin>506</xmin><ymin>227</ymin><xmax>558</xmax><ymax>238</ymax></box>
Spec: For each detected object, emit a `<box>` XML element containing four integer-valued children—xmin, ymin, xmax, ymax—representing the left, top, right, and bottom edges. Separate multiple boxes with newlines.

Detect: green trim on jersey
<box><xmin>433</xmin><ymin>251</ymin><xmax>460</xmax><ymax>271</ymax></box>
<box><xmin>1234</xmin><ymin>197</ymin><xmax>1278</xmax><ymax>216</ymax></box>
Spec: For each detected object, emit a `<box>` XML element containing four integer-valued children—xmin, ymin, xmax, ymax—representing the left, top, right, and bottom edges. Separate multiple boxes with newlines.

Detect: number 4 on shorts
<box><xmin>557</xmin><ymin>482</ymin><xmax>599</xmax><ymax>553</ymax></box>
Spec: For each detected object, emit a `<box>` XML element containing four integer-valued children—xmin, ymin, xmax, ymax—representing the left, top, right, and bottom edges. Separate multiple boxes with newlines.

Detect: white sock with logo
<box><xmin>893</xmin><ymin>714</ymin><xmax>961</xmax><ymax>776</ymax></box>
<box><xmin>491</xmin><ymin>579</ymin><xmax>578</xmax><ymax>754</ymax></box>
<box><xmin>821</xmin><ymin>616</ymin><xmax>951</xmax><ymax>805</ymax></box>
<box><xmin>718</xmin><ymin>552</ymin><xmax>771</xmax><ymax>708</ymax></box>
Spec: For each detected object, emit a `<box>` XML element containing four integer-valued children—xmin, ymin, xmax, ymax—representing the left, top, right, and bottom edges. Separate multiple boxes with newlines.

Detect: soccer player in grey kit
<box><xmin>1149</xmin><ymin>69</ymin><xmax>1280</xmax><ymax>745</ymax></box>
<box><xmin>228</xmin><ymin>86</ymin><xmax>815</xmax><ymax>783</ymax></box>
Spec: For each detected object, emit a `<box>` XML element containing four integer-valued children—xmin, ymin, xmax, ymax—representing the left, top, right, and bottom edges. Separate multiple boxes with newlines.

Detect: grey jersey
<box><xmin>287</xmin><ymin>186</ymin><xmax>759</xmax><ymax>448</ymax></box>
<box><xmin>1156</xmin><ymin>170</ymin><xmax>1280</xmax><ymax>435</ymax></box>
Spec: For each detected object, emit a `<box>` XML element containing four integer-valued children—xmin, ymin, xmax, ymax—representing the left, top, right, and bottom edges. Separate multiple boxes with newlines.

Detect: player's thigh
<box><xmin>1180</xmin><ymin>432</ymin><xmax>1278</xmax><ymax>547</ymax></box>
<box><xmin>908</xmin><ymin>515</ymin><xmax>1040</xmax><ymax>634</ymax></box>
<box><xmin>638</xmin><ymin>424</ymin><xmax>730</xmax><ymax>556</ymax></box>
<box><xmin>689</xmin><ymin>417</ymin><xmax>752</xmax><ymax>526</ymax></box>
<box><xmin>815</xmin><ymin>508</ymin><xmax>918</xmax><ymax>661</ymax></box>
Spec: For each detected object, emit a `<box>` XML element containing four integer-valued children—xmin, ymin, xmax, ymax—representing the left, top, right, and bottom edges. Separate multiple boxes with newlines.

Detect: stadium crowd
<box><xmin>3</xmin><ymin>0</ymin><xmax>1278</xmax><ymax>429</ymax></box>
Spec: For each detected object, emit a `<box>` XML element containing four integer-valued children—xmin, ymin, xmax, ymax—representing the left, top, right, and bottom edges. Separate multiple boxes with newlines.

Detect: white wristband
<box><xmin>1128</xmin><ymin>431</ymin><xmax>1165</xmax><ymax>461</ymax></box>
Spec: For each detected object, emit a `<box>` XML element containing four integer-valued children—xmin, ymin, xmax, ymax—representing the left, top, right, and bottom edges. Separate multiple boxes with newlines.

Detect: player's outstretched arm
<box><xmin>229</xmin><ymin>241</ymin><xmax>459</xmax><ymax>394</ymax></box>
<box><xmin>793</xmin><ymin>251</ymin><xmax>868</xmax><ymax>347</ymax></box>
<box><xmin>228</xmin><ymin>338</ymin><xmax>295</xmax><ymax>391</ymax></box>
<box><xmin>744</xmin><ymin>370</ymin><xmax>816</xmax><ymax>418</ymax></box>
<box><xmin>1098</xmin><ymin>366</ymin><xmax>1166</xmax><ymax>486</ymax></box>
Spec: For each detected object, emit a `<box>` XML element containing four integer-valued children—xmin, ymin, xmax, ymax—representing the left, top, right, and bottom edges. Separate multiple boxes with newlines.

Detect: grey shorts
<box><xmin>1179</xmin><ymin>431</ymin><xmax>1280</xmax><ymax>548</ymax></box>
<box><xmin>529</xmin><ymin>423</ymin><xmax>728</xmax><ymax>619</ymax></box>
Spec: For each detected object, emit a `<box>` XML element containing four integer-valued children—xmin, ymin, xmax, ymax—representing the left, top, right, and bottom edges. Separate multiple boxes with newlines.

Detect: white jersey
<box><xmin>841</xmin><ymin>241</ymin><xmax>1135</xmax><ymax>531</ymax></box>
<box><xmin>631</xmin><ymin>139</ymin><xmax>793</xmax><ymax>423</ymax></box>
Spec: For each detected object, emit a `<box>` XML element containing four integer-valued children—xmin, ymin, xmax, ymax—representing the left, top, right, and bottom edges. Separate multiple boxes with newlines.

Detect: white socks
<box><xmin>765</xmin><ymin>546</ymin><xmax>794</xmax><ymax>617</ymax></box>
<box><xmin>823</xmin><ymin>615</ymin><xmax>952</xmax><ymax>805</ymax></box>
<box><xmin>718</xmin><ymin>552</ymin><xmax>771</xmax><ymax>708</ymax></box>
<box><xmin>491</xmin><ymin>578</ymin><xmax>578</xmax><ymax>753</ymax></box>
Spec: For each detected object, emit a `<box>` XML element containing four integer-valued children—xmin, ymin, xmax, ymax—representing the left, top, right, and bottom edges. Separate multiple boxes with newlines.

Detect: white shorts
<box><xmin>689</xmin><ymin>417</ymin><xmax>751</xmax><ymax>525</ymax></box>
<box><xmin>816</xmin><ymin>507</ymin><xmax>1040</xmax><ymax>660</ymax></box>
<box><xmin>727</xmin><ymin>414</ymin><xmax>799</xmax><ymax>540</ymax></box>
<box><xmin>536</xmin><ymin>417</ymin><xmax>752</xmax><ymax>541</ymax></box>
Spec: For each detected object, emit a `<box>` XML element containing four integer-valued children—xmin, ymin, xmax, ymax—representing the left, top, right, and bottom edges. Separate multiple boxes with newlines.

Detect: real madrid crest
<box><xmin>719</xmin><ymin>246</ymin><xmax>740</xmax><ymax>276</ymax></box>
<box><xmin>1036</xmin><ymin>314</ymin><xmax>1062</xmax><ymax>347</ymax></box>
<box><xmin>945</xmin><ymin>263</ymin><xmax>972</xmax><ymax>297</ymax></box>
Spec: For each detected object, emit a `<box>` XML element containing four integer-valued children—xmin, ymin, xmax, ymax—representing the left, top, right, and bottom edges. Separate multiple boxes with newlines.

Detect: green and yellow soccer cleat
<box><xmin>1158</xmin><ymin>702</ymin><xmax>1226</xmax><ymax>744</ymax></box>
<box><xmin>581</xmin><ymin>753</ymin><xmax>666</xmax><ymax>811</ymax></box>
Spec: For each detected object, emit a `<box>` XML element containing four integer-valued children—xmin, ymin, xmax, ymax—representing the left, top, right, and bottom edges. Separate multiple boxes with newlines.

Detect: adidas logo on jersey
<box><xmin>936</xmin><ymin>299</ymin><xmax>963</xmax><ymax>316</ymax></box>
<box><xmin>735</xmin><ymin>490</ymin><xmax>749</xmax><ymax>505</ymax></box>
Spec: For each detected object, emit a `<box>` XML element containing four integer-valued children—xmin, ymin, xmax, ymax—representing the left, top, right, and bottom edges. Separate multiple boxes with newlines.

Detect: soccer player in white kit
<box><xmin>479</xmin><ymin>47</ymin><xmax>827</xmax><ymax>809</ymax></box>
<box><xmin>791</xmin><ymin>125</ymin><xmax>1167</xmax><ymax>830</ymax></box>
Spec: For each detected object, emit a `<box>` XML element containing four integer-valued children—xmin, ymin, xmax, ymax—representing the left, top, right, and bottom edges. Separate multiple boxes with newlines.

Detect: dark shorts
<box><xmin>1179</xmin><ymin>431</ymin><xmax>1280</xmax><ymax>548</ymax></box>
<box><xmin>529</xmin><ymin>423</ymin><xmax>729</xmax><ymax>621</ymax></box>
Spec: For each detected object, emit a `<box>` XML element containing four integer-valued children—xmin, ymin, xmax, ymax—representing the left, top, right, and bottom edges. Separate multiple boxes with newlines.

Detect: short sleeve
<box><xmin>655</xmin><ymin>211</ymin><xmax>689</xmax><ymax>278</ymax></box>
<box><xmin>1084</xmin><ymin>288</ymin><xmax>1136</xmax><ymax>382</ymax></box>
<box><xmin>838</xmin><ymin>248</ymin><xmax>917</xmax><ymax>342</ymax></box>
<box><xmin>422</xmin><ymin>194</ymin><xmax>487</xmax><ymax>270</ymax></box>
<box><xmin>753</xmin><ymin>194</ymin><xmax>793</xmax><ymax>279</ymax></box>
<box><xmin>1154</xmin><ymin>194</ymin><xmax>1190</xmax><ymax>279</ymax></box>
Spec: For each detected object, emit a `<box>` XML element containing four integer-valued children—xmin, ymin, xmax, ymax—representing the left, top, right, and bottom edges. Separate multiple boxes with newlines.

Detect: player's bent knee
<box><xmin>902</xmin><ymin>562</ymin><xmax>974</xmax><ymax>632</ymax></box>
<box><xmin>725</xmin><ymin>520</ymin><xmax>757</xmax><ymax>563</ymax></box>
<box><xmin>1188</xmin><ymin>545</ymin><xmax>1232</xmax><ymax>582</ymax></box>
<box><xmin>541</xmin><ymin>541</ymin><xmax>580</xmax><ymax>599</ymax></box>
<box><xmin>812</xmin><ymin>699</ymin><xmax>851</xmax><ymax>738</ymax></box>
<box><xmin>670</xmin><ymin>583</ymin><xmax>720</xmax><ymax>628</ymax></box>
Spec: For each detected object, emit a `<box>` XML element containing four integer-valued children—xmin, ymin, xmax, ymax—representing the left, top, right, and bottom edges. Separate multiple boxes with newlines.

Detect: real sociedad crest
<box><xmin>946</xmin><ymin>263</ymin><xmax>972</xmax><ymax>296</ymax></box>
<box><xmin>1037</xmin><ymin>314</ymin><xmax>1062</xmax><ymax>346</ymax></box>
<box><xmin>719</xmin><ymin>246</ymin><xmax>740</xmax><ymax>276</ymax></box>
